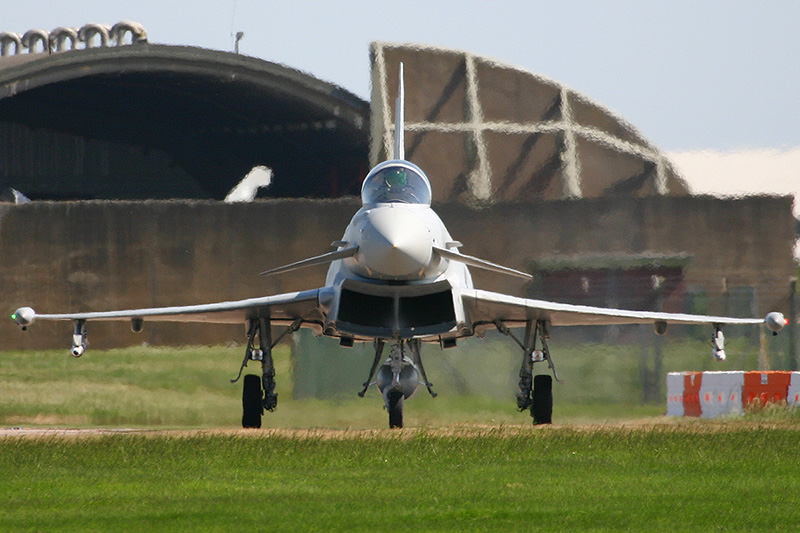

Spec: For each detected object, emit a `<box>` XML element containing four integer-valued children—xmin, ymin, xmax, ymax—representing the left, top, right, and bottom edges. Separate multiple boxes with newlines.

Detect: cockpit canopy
<box><xmin>361</xmin><ymin>161</ymin><xmax>432</xmax><ymax>205</ymax></box>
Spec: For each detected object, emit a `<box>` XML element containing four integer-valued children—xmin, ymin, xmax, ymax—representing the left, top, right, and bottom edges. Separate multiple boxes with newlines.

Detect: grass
<box><xmin>2</xmin><ymin>425</ymin><xmax>800</xmax><ymax>531</ymax></box>
<box><xmin>742</xmin><ymin>400</ymin><xmax>800</xmax><ymax>422</ymax></box>
<box><xmin>3</xmin><ymin>342</ymin><xmax>800</xmax><ymax>530</ymax></box>
<box><xmin>0</xmin><ymin>333</ymin><xmax>784</xmax><ymax>429</ymax></box>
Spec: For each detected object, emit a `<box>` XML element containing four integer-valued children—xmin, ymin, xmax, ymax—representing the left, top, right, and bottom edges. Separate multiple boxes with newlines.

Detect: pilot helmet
<box><xmin>384</xmin><ymin>167</ymin><xmax>407</xmax><ymax>187</ymax></box>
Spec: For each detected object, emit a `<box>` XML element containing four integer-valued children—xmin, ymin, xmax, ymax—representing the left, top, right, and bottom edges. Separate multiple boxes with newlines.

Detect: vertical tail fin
<box><xmin>393</xmin><ymin>63</ymin><xmax>405</xmax><ymax>160</ymax></box>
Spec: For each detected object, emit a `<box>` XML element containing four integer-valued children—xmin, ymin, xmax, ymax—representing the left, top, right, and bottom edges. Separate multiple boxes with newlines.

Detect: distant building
<box><xmin>1</xmin><ymin>27</ymin><xmax>795</xmax><ymax>360</ymax></box>
<box><xmin>0</xmin><ymin>23</ymin><xmax>368</xmax><ymax>201</ymax></box>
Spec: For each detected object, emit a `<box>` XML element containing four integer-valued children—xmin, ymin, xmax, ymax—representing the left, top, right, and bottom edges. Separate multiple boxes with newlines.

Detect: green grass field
<box><xmin>0</xmin><ymin>333</ymin><xmax>781</xmax><ymax>429</ymax></box>
<box><xmin>0</xmin><ymin>342</ymin><xmax>668</xmax><ymax>429</ymax></box>
<box><xmin>2</xmin><ymin>425</ymin><xmax>800</xmax><ymax>531</ymax></box>
<box><xmin>3</xmin><ymin>341</ymin><xmax>799</xmax><ymax>531</ymax></box>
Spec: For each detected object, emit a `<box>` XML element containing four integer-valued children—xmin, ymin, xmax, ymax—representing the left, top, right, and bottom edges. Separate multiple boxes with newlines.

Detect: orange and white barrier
<box><xmin>788</xmin><ymin>373</ymin><xmax>800</xmax><ymax>407</ymax></box>
<box><xmin>667</xmin><ymin>371</ymin><xmax>800</xmax><ymax>418</ymax></box>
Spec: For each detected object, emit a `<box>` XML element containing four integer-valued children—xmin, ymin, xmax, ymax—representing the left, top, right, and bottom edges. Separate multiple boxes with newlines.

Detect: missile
<box><xmin>712</xmin><ymin>328</ymin><xmax>726</xmax><ymax>361</ymax></box>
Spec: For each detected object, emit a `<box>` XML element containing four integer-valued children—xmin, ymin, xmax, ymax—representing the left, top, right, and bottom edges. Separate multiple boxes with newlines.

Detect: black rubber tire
<box><xmin>242</xmin><ymin>374</ymin><xmax>263</xmax><ymax>429</ymax></box>
<box><xmin>531</xmin><ymin>374</ymin><xmax>553</xmax><ymax>425</ymax></box>
<box><xmin>387</xmin><ymin>391</ymin><xmax>404</xmax><ymax>428</ymax></box>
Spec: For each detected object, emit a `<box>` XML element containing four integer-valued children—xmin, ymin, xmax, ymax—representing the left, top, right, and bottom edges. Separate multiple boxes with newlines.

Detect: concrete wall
<box><xmin>437</xmin><ymin>195</ymin><xmax>796</xmax><ymax>315</ymax></box>
<box><xmin>2</xmin><ymin>199</ymin><xmax>359</xmax><ymax>350</ymax></box>
<box><xmin>1</xmin><ymin>195</ymin><xmax>795</xmax><ymax>350</ymax></box>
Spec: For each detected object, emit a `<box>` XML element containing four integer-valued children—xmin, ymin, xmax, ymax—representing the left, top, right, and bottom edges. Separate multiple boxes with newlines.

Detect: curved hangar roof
<box><xmin>0</xmin><ymin>31</ymin><xmax>369</xmax><ymax>200</ymax></box>
<box><xmin>370</xmin><ymin>42</ymin><xmax>689</xmax><ymax>204</ymax></box>
<box><xmin>0</xmin><ymin>29</ymin><xmax>687</xmax><ymax>204</ymax></box>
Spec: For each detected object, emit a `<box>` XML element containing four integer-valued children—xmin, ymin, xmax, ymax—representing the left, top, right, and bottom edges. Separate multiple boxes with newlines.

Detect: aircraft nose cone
<box><xmin>359</xmin><ymin>207</ymin><xmax>432</xmax><ymax>278</ymax></box>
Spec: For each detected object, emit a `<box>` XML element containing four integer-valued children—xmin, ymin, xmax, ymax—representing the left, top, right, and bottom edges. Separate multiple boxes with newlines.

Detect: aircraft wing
<box><xmin>461</xmin><ymin>288</ymin><xmax>768</xmax><ymax>329</ymax></box>
<box><xmin>13</xmin><ymin>288</ymin><xmax>327</xmax><ymax>328</ymax></box>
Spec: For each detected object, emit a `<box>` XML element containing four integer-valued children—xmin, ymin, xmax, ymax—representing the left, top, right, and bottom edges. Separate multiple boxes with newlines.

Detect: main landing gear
<box><xmin>232</xmin><ymin>317</ymin><xmax>301</xmax><ymax>429</ymax></box>
<box><xmin>496</xmin><ymin>320</ymin><xmax>561</xmax><ymax>425</ymax></box>
<box><xmin>232</xmin><ymin>319</ymin><xmax>556</xmax><ymax>429</ymax></box>
<box><xmin>358</xmin><ymin>338</ymin><xmax>436</xmax><ymax>428</ymax></box>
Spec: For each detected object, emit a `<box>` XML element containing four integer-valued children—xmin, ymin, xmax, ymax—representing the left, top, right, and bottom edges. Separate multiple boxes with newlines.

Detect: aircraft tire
<box><xmin>242</xmin><ymin>374</ymin><xmax>263</xmax><ymax>428</ymax></box>
<box><xmin>387</xmin><ymin>391</ymin><xmax>404</xmax><ymax>428</ymax></box>
<box><xmin>531</xmin><ymin>374</ymin><xmax>553</xmax><ymax>425</ymax></box>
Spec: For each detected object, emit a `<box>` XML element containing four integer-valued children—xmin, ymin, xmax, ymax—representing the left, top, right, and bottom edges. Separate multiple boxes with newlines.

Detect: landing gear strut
<box><xmin>497</xmin><ymin>320</ymin><xmax>560</xmax><ymax>425</ymax></box>
<box><xmin>233</xmin><ymin>317</ymin><xmax>301</xmax><ymax>428</ymax></box>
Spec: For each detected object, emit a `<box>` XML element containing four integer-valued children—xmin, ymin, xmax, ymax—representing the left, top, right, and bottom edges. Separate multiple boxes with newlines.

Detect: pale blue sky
<box><xmin>3</xmin><ymin>1</ymin><xmax>799</xmax><ymax>152</ymax></box>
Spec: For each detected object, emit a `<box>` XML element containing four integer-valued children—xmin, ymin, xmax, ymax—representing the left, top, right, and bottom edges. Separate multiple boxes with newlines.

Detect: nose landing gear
<box><xmin>358</xmin><ymin>338</ymin><xmax>436</xmax><ymax>428</ymax></box>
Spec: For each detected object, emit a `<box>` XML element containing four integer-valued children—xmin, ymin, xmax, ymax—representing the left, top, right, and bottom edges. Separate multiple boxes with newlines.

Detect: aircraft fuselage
<box><xmin>318</xmin><ymin>160</ymin><xmax>473</xmax><ymax>342</ymax></box>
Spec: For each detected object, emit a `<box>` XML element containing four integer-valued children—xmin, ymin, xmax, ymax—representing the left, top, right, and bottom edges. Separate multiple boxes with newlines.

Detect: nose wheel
<box><xmin>358</xmin><ymin>339</ymin><xmax>436</xmax><ymax>428</ymax></box>
<box><xmin>386</xmin><ymin>391</ymin><xmax>404</xmax><ymax>428</ymax></box>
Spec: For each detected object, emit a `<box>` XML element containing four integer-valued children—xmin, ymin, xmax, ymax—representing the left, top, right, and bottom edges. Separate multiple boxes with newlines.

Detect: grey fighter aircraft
<box><xmin>12</xmin><ymin>65</ymin><xmax>788</xmax><ymax>428</ymax></box>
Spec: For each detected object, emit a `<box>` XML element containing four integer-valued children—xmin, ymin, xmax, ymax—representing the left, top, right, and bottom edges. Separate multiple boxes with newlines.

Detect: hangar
<box><xmin>0</xmin><ymin>22</ymin><xmax>368</xmax><ymax>200</ymax></box>
<box><xmin>0</xmin><ymin>25</ymin><xmax>796</xmax><ymax>375</ymax></box>
<box><xmin>369</xmin><ymin>42</ymin><xmax>689</xmax><ymax>204</ymax></box>
<box><xmin>1</xmin><ymin>30</ymin><xmax>687</xmax><ymax>204</ymax></box>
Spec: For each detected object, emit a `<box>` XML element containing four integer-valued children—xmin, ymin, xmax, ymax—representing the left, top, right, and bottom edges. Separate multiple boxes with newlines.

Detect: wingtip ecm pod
<box><xmin>765</xmin><ymin>311</ymin><xmax>788</xmax><ymax>335</ymax></box>
<box><xmin>11</xmin><ymin>307</ymin><xmax>35</xmax><ymax>329</ymax></box>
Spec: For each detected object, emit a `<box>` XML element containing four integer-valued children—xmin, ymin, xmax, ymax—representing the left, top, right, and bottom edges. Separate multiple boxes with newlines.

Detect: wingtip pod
<box><xmin>11</xmin><ymin>307</ymin><xmax>35</xmax><ymax>327</ymax></box>
<box><xmin>765</xmin><ymin>312</ymin><xmax>788</xmax><ymax>334</ymax></box>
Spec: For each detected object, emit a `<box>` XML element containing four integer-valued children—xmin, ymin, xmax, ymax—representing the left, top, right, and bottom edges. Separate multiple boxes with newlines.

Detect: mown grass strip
<box><xmin>0</xmin><ymin>345</ymin><xmax>668</xmax><ymax>428</ymax></box>
<box><xmin>2</xmin><ymin>426</ymin><xmax>800</xmax><ymax>531</ymax></box>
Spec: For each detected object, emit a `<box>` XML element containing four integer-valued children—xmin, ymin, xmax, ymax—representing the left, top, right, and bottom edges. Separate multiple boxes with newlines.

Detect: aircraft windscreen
<box><xmin>361</xmin><ymin>165</ymin><xmax>432</xmax><ymax>205</ymax></box>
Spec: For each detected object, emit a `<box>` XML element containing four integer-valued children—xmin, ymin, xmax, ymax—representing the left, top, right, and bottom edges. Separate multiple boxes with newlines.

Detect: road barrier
<box><xmin>667</xmin><ymin>371</ymin><xmax>800</xmax><ymax>418</ymax></box>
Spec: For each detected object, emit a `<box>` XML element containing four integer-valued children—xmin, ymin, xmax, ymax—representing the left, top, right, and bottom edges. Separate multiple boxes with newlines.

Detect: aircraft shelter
<box><xmin>0</xmin><ymin>26</ymin><xmax>796</xmax><ymax>369</ymax></box>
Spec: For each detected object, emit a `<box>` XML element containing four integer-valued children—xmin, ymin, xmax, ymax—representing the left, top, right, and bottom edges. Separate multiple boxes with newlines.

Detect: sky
<box><xmin>3</xmin><ymin>1</ymin><xmax>799</xmax><ymax>209</ymax></box>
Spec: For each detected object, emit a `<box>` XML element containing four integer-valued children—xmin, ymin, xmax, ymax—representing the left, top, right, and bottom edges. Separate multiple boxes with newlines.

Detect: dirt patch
<box><xmin>3</xmin><ymin>414</ymin><xmax>91</xmax><ymax>426</ymax></box>
<box><xmin>0</xmin><ymin>418</ymin><xmax>697</xmax><ymax>440</ymax></box>
<box><xmin>3</xmin><ymin>416</ymin><xmax>797</xmax><ymax>440</ymax></box>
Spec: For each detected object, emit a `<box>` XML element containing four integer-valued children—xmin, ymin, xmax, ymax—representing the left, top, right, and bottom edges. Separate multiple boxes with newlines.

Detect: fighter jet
<box><xmin>12</xmin><ymin>65</ymin><xmax>788</xmax><ymax>428</ymax></box>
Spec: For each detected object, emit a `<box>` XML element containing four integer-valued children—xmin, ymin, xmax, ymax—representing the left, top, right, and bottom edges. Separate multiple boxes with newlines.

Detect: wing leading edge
<box><xmin>13</xmin><ymin>288</ymin><xmax>327</xmax><ymax>327</ymax></box>
<box><xmin>461</xmin><ymin>288</ymin><xmax>779</xmax><ymax>329</ymax></box>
